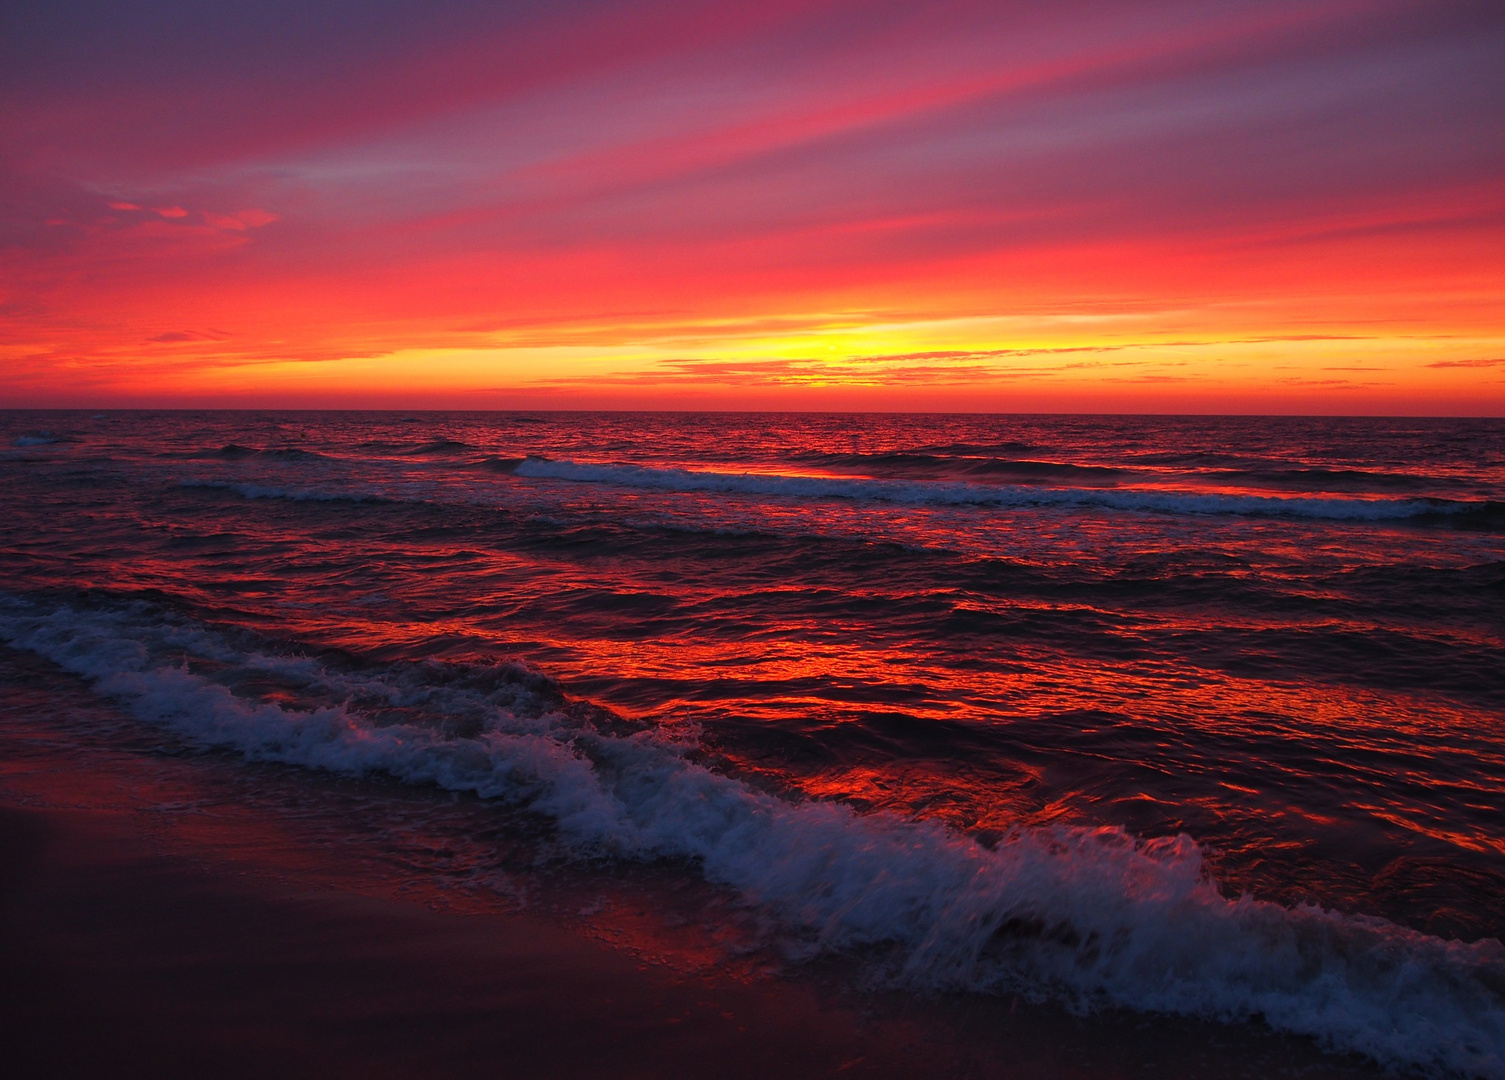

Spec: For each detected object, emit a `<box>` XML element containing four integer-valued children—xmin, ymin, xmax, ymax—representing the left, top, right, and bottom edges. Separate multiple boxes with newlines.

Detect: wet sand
<box><xmin>1</xmin><ymin>802</ymin><xmax>980</xmax><ymax>1080</ymax></box>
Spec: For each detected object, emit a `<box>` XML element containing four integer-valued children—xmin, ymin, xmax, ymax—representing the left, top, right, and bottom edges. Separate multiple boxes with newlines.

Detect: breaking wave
<box><xmin>1</xmin><ymin>594</ymin><xmax>1501</xmax><ymax>1079</ymax></box>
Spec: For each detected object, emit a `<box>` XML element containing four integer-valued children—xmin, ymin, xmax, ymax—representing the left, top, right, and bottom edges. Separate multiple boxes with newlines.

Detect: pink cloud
<box><xmin>201</xmin><ymin>208</ymin><xmax>277</xmax><ymax>231</ymax></box>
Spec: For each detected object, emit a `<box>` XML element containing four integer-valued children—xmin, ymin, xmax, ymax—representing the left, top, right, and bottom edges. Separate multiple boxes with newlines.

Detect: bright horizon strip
<box><xmin>2</xmin><ymin>0</ymin><xmax>1502</xmax><ymax>413</ymax></box>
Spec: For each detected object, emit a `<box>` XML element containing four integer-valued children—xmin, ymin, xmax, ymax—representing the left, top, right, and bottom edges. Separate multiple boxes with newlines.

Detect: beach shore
<box><xmin>0</xmin><ymin>658</ymin><xmax>1386</xmax><ymax>1080</ymax></box>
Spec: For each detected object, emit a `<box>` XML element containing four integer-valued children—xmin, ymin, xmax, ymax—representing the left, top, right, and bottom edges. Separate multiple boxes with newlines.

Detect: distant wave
<box><xmin>163</xmin><ymin>444</ymin><xmax>334</xmax><ymax>463</ymax></box>
<box><xmin>263</xmin><ymin>448</ymin><xmax>330</xmax><ymax>463</ymax></box>
<box><xmin>179</xmin><ymin>479</ymin><xmax>384</xmax><ymax>503</ymax></box>
<box><xmin>1201</xmin><ymin>466</ymin><xmax>1449</xmax><ymax>494</ymax></box>
<box><xmin>408</xmin><ymin>438</ymin><xmax>475</xmax><ymax>455</ymax></box>
<box><xmin>918</xmin><ymin>441</ymin><xmax>1040</xmax><ymax>457</ymax></box>
<box><xmin>1131</xmin><ymin>450</ymin><xmax>1280</xmax><ymax>469</ymax></box>
<box><xmin>2</xmin><ymin>595</ymin><xmax>1501</xmax><ymax>1079</ymax></box>
<box><xmin>14</xmin><ymin>433</ymin><xmax>73</xmax><ymax>447</ymax></box>
<box><xmin>795</xmin><ymin>450</ymin><xmax>1128</xmax><ymax>484</ymax></box>
<box><xmin>209</xmin><ymin>444</ymin><xmax>331</xmax><ymax>463</ymax></box>
<box><xmin>339</xmin><ymin>437</ymin><xmax>476</xmax><ymax>456</ymax></box>
<box><xmin>513</xmin><ymin>457</ymin><xmax>1477</xmax><ymax>522</ymax></box>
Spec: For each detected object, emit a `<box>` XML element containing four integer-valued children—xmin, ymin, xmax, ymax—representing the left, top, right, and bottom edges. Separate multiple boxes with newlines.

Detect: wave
<box><xmin>1131</xmin><ymin>450</ymin><xmax>1280</xmax><ymax>469</ymax></box>
<box><xmin>917</xmin><ymin>441</ymin><xmax>1040</xmax><ymax>457</ymax></box>
<box><xmin>337</xmin><ymin>437</ymin><xmax>475</xmax><ymax>456</ymax></box>
<box><xmin>1201</xmin><ymin>466</ymin><xmax>1450</xmax><ymax>495</ymax></box>
<box><xmin>2</xmin><ymin>595</ymin><xmax>1501</xmax><ymax>1079</ymax></box>
<box><xmin>795</xmin><ymin>451</ymin><xmax>1127</xmax><ymax>484</ymax></box>
<box><xmin>179</xmin><ymin>479</ymin><xmax>384</xmax><ymax>504</ymax></box>
<box><xmin>194</xmin><ymin>445</ymin><xmax>332</xmax><ymax>463</ymax></box>
<box><xmin>476</xmin><ymin>456</ymin><xmax>527</xmax><ymax>474</ymax></box>
<box><xmin>512</xmin><ymin>457</ymin><xmax>1477</xmax><ymax>522</ymax></box>
<box><xmin>264</xmin><ymin>447</ymin><xmax>329</xmax><ymax>463</ymax></box>
<box><xmin>14</xmin><ymin>432</ymin><xmax>74</xmax><ymax>447</ymax></box>
<box><xmin>409</xmin><ymin>439</ymin><xmax>475</xmax><ymax>455</ymax></box>
<box><xmin>962</xmin><ymin>458</ymin><xmax>1127</xmax><ymax>482</ymax></box>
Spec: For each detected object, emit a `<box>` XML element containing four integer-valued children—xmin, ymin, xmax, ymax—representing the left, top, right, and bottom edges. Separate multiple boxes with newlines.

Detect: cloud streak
<box><xmin>1426</xmin><ymin>357</ymin><xmax>1505</xmax><ymax>369</ymax></box>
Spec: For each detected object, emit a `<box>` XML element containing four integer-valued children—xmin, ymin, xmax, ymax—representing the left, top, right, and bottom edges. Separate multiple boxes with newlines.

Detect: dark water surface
<box><xmin>2</xmin><ymin>411</ymin><xmax>1502</xmax><ymax>1076</ymax></box>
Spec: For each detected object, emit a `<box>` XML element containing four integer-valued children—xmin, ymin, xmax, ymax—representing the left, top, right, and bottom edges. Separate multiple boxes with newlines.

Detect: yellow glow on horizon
<box><xmin>80</xmin><ymin>314</ymin><xmax>1498</xmax><ymax>414</ymax></box>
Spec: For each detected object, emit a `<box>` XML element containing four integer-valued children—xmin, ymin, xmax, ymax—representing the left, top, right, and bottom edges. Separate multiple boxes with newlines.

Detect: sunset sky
<box><xmin>2</xmin><ymin>0</ymin><xmax>1502</xmax><ymax>412</ymax></box>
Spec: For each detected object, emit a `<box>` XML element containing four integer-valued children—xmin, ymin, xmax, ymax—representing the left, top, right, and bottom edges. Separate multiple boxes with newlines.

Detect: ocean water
<box><xmin>1</xmin><ymin>410</ymin><xmax>1502</xmax><ymax>1076</ymax></box>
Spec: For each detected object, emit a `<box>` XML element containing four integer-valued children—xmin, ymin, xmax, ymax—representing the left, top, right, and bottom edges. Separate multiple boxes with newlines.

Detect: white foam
<box><xmin>513</xmin><ymin>457</ymin><xmax>1459</xmax><ymax>521</ymax></box>
<box><xmin>2</xmin><ymin>597</ymin><xmax>1501</xmax><ymax>1078</ymax></box>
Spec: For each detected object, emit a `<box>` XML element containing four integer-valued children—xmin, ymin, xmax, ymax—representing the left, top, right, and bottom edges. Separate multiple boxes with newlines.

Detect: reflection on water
<box><xmin>1</xmin><ymin>410</ymin><xmax>1504</xmax><ymax>1074</ymax></box>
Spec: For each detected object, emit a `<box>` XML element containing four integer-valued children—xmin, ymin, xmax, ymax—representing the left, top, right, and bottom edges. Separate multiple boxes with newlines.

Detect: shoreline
<box><xmin>2</xmin><ymin>803</ymin><xmax>969</xmax><ymax>1080</ymax></box>
<box><xmin>0</xmin><ymin>651</ymin><xmax>1387</xmax><ymax>1080</ymax></box>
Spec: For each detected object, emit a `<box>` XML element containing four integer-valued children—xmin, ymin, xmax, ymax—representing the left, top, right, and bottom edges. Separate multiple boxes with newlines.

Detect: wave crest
<box><xmin>514</xmin><ymin>457</ymin><xmax>1475</xmax><ymax>522</ymax></box>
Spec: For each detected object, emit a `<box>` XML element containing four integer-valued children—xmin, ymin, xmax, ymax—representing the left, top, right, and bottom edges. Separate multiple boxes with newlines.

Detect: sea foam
<box><xmin>2</xmin><ymin>596</ymin><xmax>1501</xmax><ymax>1079</ymax></box>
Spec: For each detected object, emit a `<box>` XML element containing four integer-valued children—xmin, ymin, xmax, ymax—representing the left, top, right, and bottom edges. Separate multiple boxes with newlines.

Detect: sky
<box><xmin>2</xmin><ymin>0</ymin><xmax>1503</xmax><ymax>412</ymax></box>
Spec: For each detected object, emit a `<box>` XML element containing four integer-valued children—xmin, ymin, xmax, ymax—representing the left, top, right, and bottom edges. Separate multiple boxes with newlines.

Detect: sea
<box><xmin>1</xmin><ymin>410</ymin><xmax>1502</xmax><ymax>1077</ymax></box>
